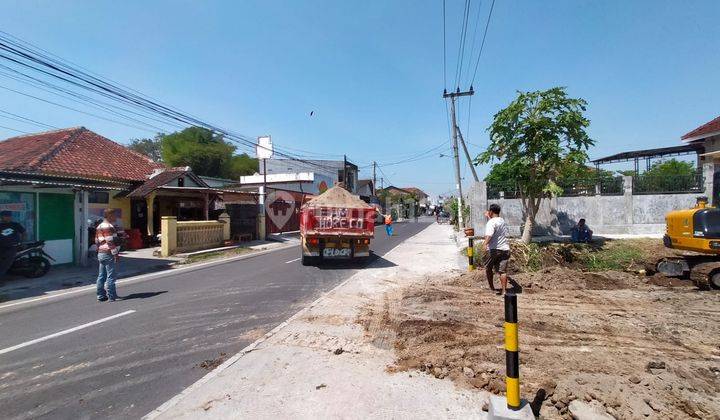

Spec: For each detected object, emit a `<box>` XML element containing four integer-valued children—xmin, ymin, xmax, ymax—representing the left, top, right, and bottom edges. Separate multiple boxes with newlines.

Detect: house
<box><xmin>682</xmin><ymin>115</ymin><xmax>720</xmax><ymax>165</ymax></box>
<box><xmin>263</xmin><ymin>159</ymin><xmax>359</xmax><ymax>194</ymax></box>
<box><xmin>377</xmin><ymin>185</ymin><xmax>429</xmax><ymax>217</ymax></box>
<box><xmin>0</xmin><ymin>127</ymin><xmax>254</xmax><ymax>265</ymax></box>
<box><xmin>0</xmin><ymin>127</ymin><xmax>164</xmax><ymax>264</ymax></box>
<box><xmin>401</xmin><ymin>187</ymin><xmax>429</xmax><ymax>208</ymax></box>
<box><xmin>356</xmin><ymin>179</ymin><xmax>374</xmax><ymax>201</ymax></box>
<box><xmin>237</xmin><ymin>171</ymin><xmax>334</xmax><ymax>195</ymax></box>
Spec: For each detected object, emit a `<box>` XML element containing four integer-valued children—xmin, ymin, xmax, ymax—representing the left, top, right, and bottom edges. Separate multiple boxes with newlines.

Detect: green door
<box><xmin>38</xmin><ymin>193</ymin><xmax>75</xmax><ymax>264</ymax></box>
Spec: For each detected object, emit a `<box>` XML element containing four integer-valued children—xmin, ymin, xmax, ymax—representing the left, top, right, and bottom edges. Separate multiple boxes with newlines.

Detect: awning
<box><xmin>592</xmin><ymin>144</ymin><xmax>704</xmax><ymax>164</ymax></box>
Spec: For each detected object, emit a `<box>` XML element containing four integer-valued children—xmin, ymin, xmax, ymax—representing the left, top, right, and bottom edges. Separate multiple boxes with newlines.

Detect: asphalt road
<box><xmin>0</xmin><ymin>220</ymin><xmax>431</xmax><ymax>420</ymax></box>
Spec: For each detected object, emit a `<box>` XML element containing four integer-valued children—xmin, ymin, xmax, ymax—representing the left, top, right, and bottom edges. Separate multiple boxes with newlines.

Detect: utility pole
<box><xmin>457</xmin><ymin>126</ymin><xmax>479</xmax><ymax>182</ymax></box>
<box><xmin>380</xmin><ymin>177</ymin><xmax>384</xmax><ymax>190</ymax></box>
<box><xmin>372</xmin><ymin>161</ymin><xmax>377</xmax><ymax>196</ymax></box>
<box><xmin>443</xmin><ymin>87</ymin><xmax>474</xmax><ymax>228</ymax></box>
<box><xmin>343</xmin><ymin>154</ymin><xmax>348</xmax><ymax>190</ymax></box>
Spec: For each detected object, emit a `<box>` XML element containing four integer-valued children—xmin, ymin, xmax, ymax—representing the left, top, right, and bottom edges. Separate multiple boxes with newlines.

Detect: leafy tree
<box><xmin>128</xmin><ymin>135</ymin><xmax>163</xmax><ymax>162</ymax></box>
<box><xmin>229</xmin><ymin>153</ymin><xmax>260</xmax><ymax>178</ymax></box>
<box><xmin>160</xmin><ymin>127</ymin><xmax>258</xmax><ymax>178</ymax></box>
<box><xmin>477</xmin><ymin>87</ymin><xmax>594</xmax><ymax>243</ymax></box>
<box><xmin>634</xmin><ymin>159</ymin><xmax>696</xmax><ymax>193</ymax></box>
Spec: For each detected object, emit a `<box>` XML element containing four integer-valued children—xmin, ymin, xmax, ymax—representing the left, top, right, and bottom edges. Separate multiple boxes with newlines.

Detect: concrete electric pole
<box><xmin>372</xmin><ymin>161</ymin><xmax>377</xmax><ymax>196</ymax></box>
<box><xmin>457</xmin><ymin>126</ymin><xmax>479</xmax><ymax>182</ymax></box>
<box><xmin>443</xmin><ymin>87</ymin><xmax>474</xmax><ymax>228</ymax></box>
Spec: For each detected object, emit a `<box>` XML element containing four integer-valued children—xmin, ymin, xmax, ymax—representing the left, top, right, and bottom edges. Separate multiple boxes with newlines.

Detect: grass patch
<box><xmin>502</xmin><ymin>239</ymin><xmax>655</xmax><ymax>273</ymax></box>
<box><xmin>575</xmin><ymin>241</ymin><xmax>645</xmax><ymax>271</ymax></box>
<box><xmin>182</xmin><ymin>247</ymin><xmax>253</xmax><ymax>265</ymax></box>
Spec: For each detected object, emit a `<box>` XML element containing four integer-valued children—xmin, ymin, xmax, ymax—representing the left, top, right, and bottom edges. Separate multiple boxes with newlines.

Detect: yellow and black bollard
<box><xmin>504</xmin><ymin>293</ymin><xmax>520</xmax><ymax>410</ymax></box>
<box><xmin>467</xmin><ymin>237</ymin><xmax>475</xmax><ymax>271</ymax></box>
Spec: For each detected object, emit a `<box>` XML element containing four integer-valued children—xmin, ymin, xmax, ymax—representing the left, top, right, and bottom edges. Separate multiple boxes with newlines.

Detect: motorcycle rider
<box><xmin>0</xmin><ymin>210</ymin><xmax>26</xmax><ymax>278</ymax></box>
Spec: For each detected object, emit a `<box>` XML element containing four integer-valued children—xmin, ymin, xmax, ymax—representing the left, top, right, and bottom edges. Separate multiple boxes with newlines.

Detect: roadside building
<box><xmin>401</xmin><ymin>187</ymin><xmax>429</xmax><ymax>211</ymax></box>
<box><xmin>0</xmin><ymin>127</ymin><xmax>163</xmax><ymax>264</ymax></box>
<box><xmin>0</xmin><ymin>127</ymin><xmax>256</xmax><ymax>265</ymax></box>
<box><xmin>682</xmin><ymin>115</ymin><xmax>720</xmax><ymax>165</ymax></box>
<box><xmin>356</xmin><ymin>179</ymin><xmax>374</xmax><ymax>202</ymax></box>
<box><xmin>263</xmin><ymin>159</ymin><xmax>359</xmax><ymax>194</ymax></box>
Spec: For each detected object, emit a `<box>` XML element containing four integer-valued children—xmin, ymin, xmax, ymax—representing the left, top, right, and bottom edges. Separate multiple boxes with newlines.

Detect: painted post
<box><xmin>161</xmin><ymin>216</ymin><xmax>177</xmax><ymax>257</ymax></box>
<box><xmin>218</xmin><ymin>212</ymin><xmax>231</xmax><ymax>241</ymax></box>
<box><xmin>467</xmin><ymin>237</ymin><xmax>475</xmax><ymax>271</ymax></box>
<box><xmin>504</xmin><ymin>293</ymin><xmax>520</xmax><ymax>410</ymax></box>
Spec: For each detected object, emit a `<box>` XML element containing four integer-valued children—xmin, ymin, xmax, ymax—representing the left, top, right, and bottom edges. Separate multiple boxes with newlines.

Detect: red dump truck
<box><xmin>299</xmin><ymin>185</ymin><xmax>376</xmax><ymax>265</ymax></box>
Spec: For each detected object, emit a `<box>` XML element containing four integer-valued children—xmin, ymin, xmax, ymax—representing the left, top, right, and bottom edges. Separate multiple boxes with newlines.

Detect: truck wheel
<box><xmin>301</xmin><ymin>255</ymin><xmax>313</xmax><ymax>266</ymax></box>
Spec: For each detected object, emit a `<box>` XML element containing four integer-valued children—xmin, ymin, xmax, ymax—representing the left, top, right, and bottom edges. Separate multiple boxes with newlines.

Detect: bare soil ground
<box><xmin>359</xmin><ymin>242</ymin><xmax>720</xmax><ymax>419</ymax></box>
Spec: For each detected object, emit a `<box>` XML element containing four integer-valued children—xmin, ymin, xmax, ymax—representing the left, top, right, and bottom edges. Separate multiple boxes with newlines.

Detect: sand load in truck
<box><xmin>299</xmin><ymin>185</ymin><xmax>376</xmax><ymax>265</ymax></box>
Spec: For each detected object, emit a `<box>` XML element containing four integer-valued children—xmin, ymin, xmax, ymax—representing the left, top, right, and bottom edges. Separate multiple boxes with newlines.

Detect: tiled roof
<box><xmin>0</xmin><ymin>127</ymin><xmax>164</xmax><ymax>181</ymax></box>
<box><xmin>401</xmin><ymin>187</ymin><xmax>428</xmax><ymax>198</ymax></box>
<box><xmin>681</xmin><ymin>115</ymin><xmax>720</xmax><ymax>141</ymax></box>
<box><xmin>126</xmin><ymin>168</ymin><xmax>209</xmax><ymax>198</ymax></box>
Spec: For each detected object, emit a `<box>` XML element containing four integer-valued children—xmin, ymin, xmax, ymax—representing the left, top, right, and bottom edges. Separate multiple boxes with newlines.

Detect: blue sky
<box><xmin>1</xmin><ymin>0</ymin><xmax>719</xmax><ymax>196</ymax></box>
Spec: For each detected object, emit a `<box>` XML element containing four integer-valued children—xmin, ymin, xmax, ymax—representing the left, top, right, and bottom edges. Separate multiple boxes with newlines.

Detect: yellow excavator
<box><xmin>658</xmin><ymin>196</ymin><xmax>720</xmax><ymax>289</ymax></box>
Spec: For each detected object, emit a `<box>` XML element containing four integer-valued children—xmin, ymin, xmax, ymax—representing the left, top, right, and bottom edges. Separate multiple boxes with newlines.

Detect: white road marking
<box><xmin>0</xmin><ymin>243</ymin><xmax>297</xmax><ymax>312</ymax></box>
<box><xmin>0</xmin><ymin>310</ymin><xmax>136</xmax><ymax>356</ymax></box>
<box><xmin>144</xmin><ymin>223</ymin><xmax>433</xmax><ymax>419</ymax></box>
<box><xmin>284</xmin><ymin>257</ymin><xmax>301</xmax><ymax>264</ymax></box>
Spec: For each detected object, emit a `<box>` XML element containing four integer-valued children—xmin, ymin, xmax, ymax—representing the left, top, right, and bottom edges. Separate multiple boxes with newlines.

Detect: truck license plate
<box><xmin>323</xmin><ymin>247</ymin><xmax>351</xmax><ymax>258</ymax></box>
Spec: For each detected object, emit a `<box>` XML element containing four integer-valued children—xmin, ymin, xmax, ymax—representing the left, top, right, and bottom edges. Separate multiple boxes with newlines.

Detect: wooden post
<box><xmin>146</xmin><ymin>193</ymin><xmax>155</xmax><ymax>237</ymax></box>
<box><xmin>203</xmin><ymin>193</ymin><xmax>210</xmax><ymax>220</ymax></box>
<box><xmin>161</xmin><ymin>216</ymin><xmax>177</xmax><ymax>257</ymax></box>
<box><xmin>80</xmin><ymin>190</ymin><xmax>89</xmax><ymax>267</ymax></box>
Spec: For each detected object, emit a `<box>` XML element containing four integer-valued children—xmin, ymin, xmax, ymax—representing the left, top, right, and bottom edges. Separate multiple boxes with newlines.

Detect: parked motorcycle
<box><xmin>9</xmin><ymin>241</ymin><xmax>54</xmax><ymax>278</ymax></box>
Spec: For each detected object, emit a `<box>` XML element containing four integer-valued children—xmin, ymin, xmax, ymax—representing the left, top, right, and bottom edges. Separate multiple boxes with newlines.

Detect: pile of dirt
<box><xmin>359</xmin><ymin>272</ymin><xmax>720</xmax><ymax>419</ymax></box>
<box><xmin>303</xmin><ymin>184</ymin><xmax>371</xmax><ymax>209</ymax></box>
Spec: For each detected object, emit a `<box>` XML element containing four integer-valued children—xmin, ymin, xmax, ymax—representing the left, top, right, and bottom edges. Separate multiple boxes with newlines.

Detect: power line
<box><xmin>0</xmin><ymin>31</ymin><xmax>349</xmax><ymax>177</ymax></box>
<box><xmin>0</xmin><ymin>124</ymin><xmax>29</xmax><ymax>134</ymax></box>
<box><xmin>377</xmin><ymin>141</ymin><xmax>449</xmax><ymax>167</ymax></box>
<box><xmin>0</xmin><ymin>108</ymin><xmax>58</xmax><ymax>130</ymax></box>
<box><xmin>469</xmin><ymin>0</ymin><xmax>496</xmax><ymax>87</ymax></box>
<box><xmin>453</xmin><ymin>0</ymin><xmax>471</xmax><ymax>88</ymax></box>
<box><xmin>442</xmin><ymin>0</ymin><xmax>447</xmax><ymax>89</ymax></box>
<box><xmin>0</xmin><ymin>83</ymin><xmax>161</xmax><ymax>133</ymax></box>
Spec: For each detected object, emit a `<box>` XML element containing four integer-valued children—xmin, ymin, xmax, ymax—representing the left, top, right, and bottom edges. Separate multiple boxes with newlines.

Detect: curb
<box><xmin>0</xmin><ymin>242</ymin><xmax>298</xmax><ymax>312</ymax></box>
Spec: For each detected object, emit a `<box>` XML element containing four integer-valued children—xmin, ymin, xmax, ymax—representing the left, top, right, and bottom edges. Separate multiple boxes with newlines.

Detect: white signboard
<box><xmin>256</xmin><ymin>136</ymin><xmax>273</xmax><ymax>159</ymax></box>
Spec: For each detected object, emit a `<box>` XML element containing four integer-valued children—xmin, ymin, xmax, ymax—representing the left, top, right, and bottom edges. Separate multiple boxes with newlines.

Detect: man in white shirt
<box><xmin>483</xmin><ymin>204</ymin><xmax>511</xmax><ymax>295</ymax></box>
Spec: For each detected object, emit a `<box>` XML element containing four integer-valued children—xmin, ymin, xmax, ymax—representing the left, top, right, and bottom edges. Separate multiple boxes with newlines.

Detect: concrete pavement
<box><xmin>147</xmin><ymin>222</ymin><xmax>489</xmax><ymax>419</ymax></box>
<box><xmin>0</xmin><ymin>220</ymin><xmax>431</xmax><ymax>420</ymax></box>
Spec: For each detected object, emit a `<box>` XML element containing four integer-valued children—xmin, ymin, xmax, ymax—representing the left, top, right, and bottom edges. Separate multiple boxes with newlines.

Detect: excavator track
<box><xmin>656</xmin><ymin>255</ymin><xmax>720</xmax><ymax>290</ymax></box>
<box><xmin>689</xmin><ymin>261</ymin><xmax>720</xmax><ymax>290</ymax></box>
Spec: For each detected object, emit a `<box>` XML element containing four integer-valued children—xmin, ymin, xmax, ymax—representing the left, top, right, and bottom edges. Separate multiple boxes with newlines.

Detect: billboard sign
<box><xmin>256</xmin><ymin>136</ymin><xmax>273</xmax><ymax>160</ymax></box>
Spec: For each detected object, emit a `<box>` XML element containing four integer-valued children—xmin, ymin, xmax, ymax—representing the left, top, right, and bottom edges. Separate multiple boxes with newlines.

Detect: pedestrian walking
<box><xmin>483</xmin><ymin>204</ymin><xmax>511</xmax><ymax>295</ymax></box>
<box><xmin>96</xmin><ymin>209</ymin><xmax>120</xmax><ymax>302</ymax></box>
<box><xmin>384</xmin><ymin>213</ymin><xmax>393</xmax><ymax>236</ymax></box>
<box><xmin>0</xmin><ymin>210</ymin><xmax>25</xmax><ymax>278</ymax></box>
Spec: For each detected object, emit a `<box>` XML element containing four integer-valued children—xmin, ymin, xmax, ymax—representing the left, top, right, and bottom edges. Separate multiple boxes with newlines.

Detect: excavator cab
<box><xmin>664</xmin><ymin>196</ymin><xmax>720</xmax><ymax>254</ymax></box>
<box><xmin>660</xmin><ymin>196</ymin><xmax>720</xmax><ymax>289</ymax></box>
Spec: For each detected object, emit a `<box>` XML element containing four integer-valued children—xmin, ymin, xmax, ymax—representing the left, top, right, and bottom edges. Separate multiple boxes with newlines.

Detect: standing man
<box><xmin>384</xmin><ymin>213</ymin><xmax>393</xmax><ymax>236</ymax></box>
<box><xmin>96</xmin><ymin>208</ymin><xmax>120</xmax><ymax>302</ymax></box>
<box><xmin>0</xmin><ymin>210</ymin><xmax>25</xmax><ymax>278</ymax></box>
<box><xmin>483</xmin><ymin>204</ymin><xmax>511</xmax><ymax>295</ymax></box>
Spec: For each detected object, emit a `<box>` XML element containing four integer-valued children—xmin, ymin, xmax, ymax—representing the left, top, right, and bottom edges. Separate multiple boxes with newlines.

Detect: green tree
<box><xmin>634</xmin><ymin>159</ymin><xmax>696</xmax><ymax>193</ymax></box>
<box><xmin>128</xmin><ymin>135</ymin><xmax>163</xmax><ymax>162</ymax></box>
<box><xmin>160</xmin><ymin>127</ymin><xmax>257</xmax><ymax>178</ymax></box>
<box><xmin>477</xmin><ymin>87</ymin><xmax>594</xmax><ymax>243</ymax></box>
